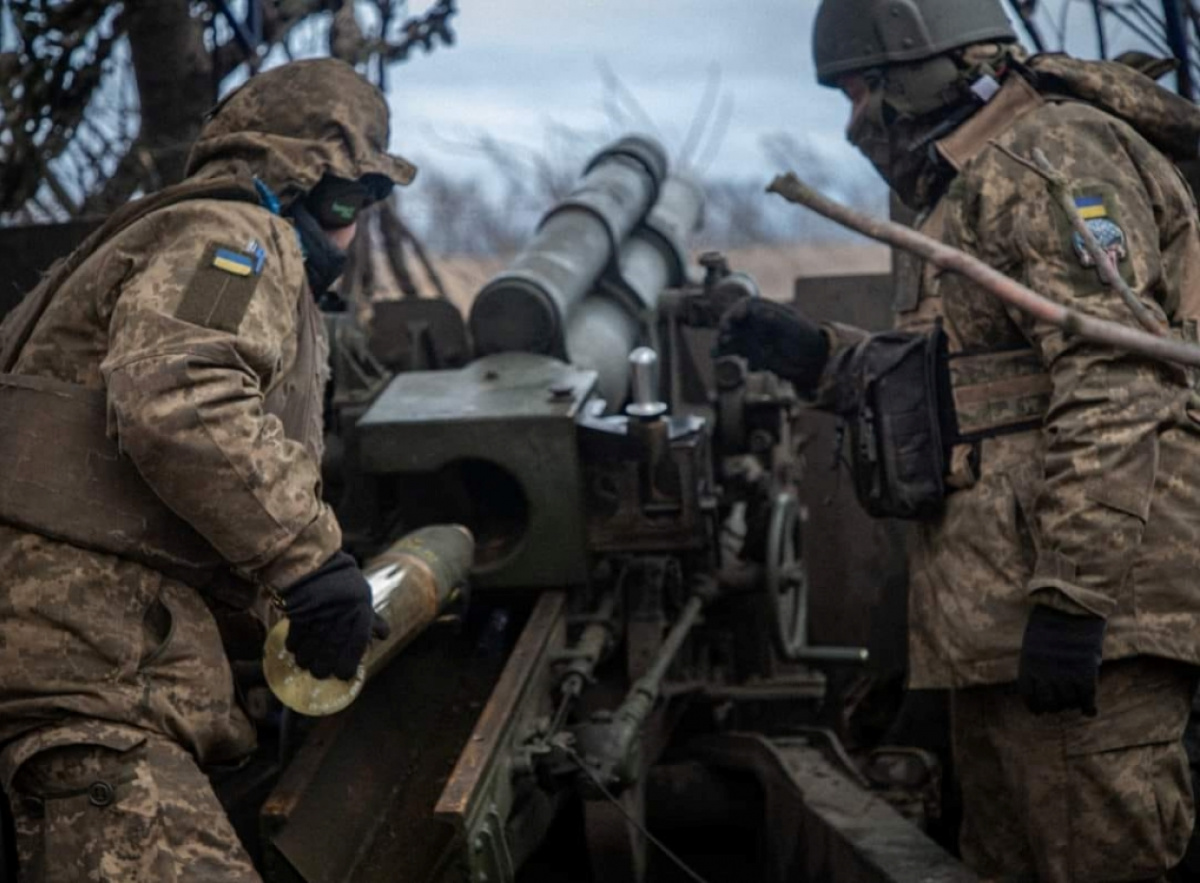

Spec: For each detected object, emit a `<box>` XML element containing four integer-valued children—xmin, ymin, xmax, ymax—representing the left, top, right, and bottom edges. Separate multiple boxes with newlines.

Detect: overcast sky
<box><xmin>381</xmin><ymin>0</ymin><xmax>875</xmax><ymax>187</ymax></box>
<box><xmin>376</xmin><ymin>0</ymin><xmax>1139</xmax><ymax>193</ymax></box>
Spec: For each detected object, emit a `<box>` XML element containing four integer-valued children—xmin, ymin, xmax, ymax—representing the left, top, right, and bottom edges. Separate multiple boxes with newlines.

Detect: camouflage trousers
<box><xmin>953</xmin><ymin>657</ymin><xmax>1195</xmax><ymax>883</ymax></box>
<box><xmin>7</xmin><ymin>733</ymin><xmax>260</xmax><ymax>882</ymax></box>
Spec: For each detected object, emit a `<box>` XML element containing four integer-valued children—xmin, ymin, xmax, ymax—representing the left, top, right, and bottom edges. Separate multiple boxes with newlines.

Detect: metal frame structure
<box><xmin>1006</xmin><ymin>0</ymin><xmax>1200</xmax><ymax>98</ymax></box>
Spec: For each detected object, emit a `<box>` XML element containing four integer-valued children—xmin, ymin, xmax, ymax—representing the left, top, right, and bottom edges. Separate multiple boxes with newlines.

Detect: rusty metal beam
<box><xmin>259</xmin><ymin>615</ymin><xmax>515</xmax><ymax>883</ymax></box>
<box><xmin>436</xmin><ymin>591</ymin><xmax>567</xmax><ymax>820</ymax></box>
<box><xmin>435</xmin><ymin>592</ymin><xmax>568</xmax><ymax>882</ymax></box>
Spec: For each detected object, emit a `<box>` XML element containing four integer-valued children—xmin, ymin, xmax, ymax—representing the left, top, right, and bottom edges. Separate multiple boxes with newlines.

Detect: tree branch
<box><xmin>1028</xmin><ymin>146</ymin><xmax>1167</xmax><ymax>336</ymax></box>
<box><xmin>212</xmin><ymin>0</ymin><xmax>327</xmax><ymax>83</ymax></box>
<box><xmin>388</xmin><ymin>200</ymin><xmax>450</xmax><ymax>300</ymax></box>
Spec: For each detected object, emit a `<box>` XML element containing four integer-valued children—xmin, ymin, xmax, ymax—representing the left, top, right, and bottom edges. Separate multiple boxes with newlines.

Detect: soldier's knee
<box><xmin>13</xmin><ymin>739</ymin><xmax>143</xmax><ymax>803</ymax></box>
<box><xmin>6</xmin><ymin>732</ymin><xmax>259</xmax><ymax>882</ymax></box>
<box><xmin>6</xmin><ymin>738</ymin><xmax>149</xmax><ymax>883</ymax></box>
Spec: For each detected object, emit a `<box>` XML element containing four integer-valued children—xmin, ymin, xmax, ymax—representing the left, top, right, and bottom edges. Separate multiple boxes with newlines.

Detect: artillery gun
<box><xmin>236</xmin><ymin>135</ymin><xmax>976</xmax><ymax>883</ymax></box>
<box><xmin>6</xmin><ymin>4</ymin><xmax>1200</xmax><ymax>877</ymax></box>
<box><xmin>0</xmin><ymin>135</ymin><xmax>970</xmax><ymax>883</ymax></box>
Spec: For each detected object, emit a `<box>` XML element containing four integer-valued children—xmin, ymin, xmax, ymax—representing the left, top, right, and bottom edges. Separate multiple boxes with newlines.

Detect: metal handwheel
<box><xmin>765</xmin><ymin>490</ymin><xmax>809</xmax><ymax>660</ymax></box>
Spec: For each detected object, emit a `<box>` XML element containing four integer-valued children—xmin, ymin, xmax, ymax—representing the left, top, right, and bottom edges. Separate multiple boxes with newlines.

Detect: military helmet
<box><xmin>813</xmin><ymin>0</ymin><xmax>1018</xmax><ymax>86</ymax></box>
<box><xmin>188</xmin><ymin>58</ymin><xmax>416</xmax><ymax>206</ymax></box>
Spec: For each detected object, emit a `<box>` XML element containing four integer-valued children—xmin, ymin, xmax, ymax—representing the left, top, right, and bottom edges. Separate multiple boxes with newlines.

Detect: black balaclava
<box><xmin>306</xmin><ymin>175</ymin><xmax>372</xmax><ymax>229</ymax></box>
<box><xmin>289</xmin><ymin>200</ymin><xmax>349</xmax><ymax>299</ymax></box>
<box><xmin>846</xmin><ymin>90</ymin><xmax>957</xmax><ymax>209</ymax></box>
<box><xmin>846</xmin><ymin>45</ymin><xmax>1018</xmax><ymax>209</ymax></box>
<box><xmin>287</xmin><ymin>176</ymin><xmax>371</xmax><ymax>298</ymax></box>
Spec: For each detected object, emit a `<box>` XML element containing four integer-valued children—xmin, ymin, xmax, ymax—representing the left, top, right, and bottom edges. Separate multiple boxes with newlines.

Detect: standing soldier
<box><xmin>0</xmin><ymin>58</ymin><xmax>409</xmax><ymax>880</ymax></box>
<box><xmin>721</xmin><ymin>2</ymin><xmax>1200</xmax><ymax>879</ymax></box>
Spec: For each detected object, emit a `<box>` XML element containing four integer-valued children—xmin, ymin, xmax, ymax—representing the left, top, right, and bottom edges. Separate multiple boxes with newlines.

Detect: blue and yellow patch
<box><xmin>177</xmin><ymin>242</ymin><xmax>263</xmax><ymax>334</ymax></box>
<box><xmin>1070</xmin><ymin>193</ymin><xmax>1128</xmax><ymax>270</ymax></box>
<box><xmin>212</xmin><ymin>247</ymin><xmax>255</xmax><ymax>277</ymax></box>
<box><xmin>1073</xmin><ymin>195</ymin><xmax>1108</xmax><ymax>221</ymax></box>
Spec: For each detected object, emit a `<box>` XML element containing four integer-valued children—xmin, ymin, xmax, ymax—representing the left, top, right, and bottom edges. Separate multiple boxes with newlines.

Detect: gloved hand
<box><xmin>281</xmin><ymin>551</ymin><xmax>390</xmax><ymax>681</ymax></box>
<box><xmin>716</xmin><ymin>298</ymin><xmax>830</xmax><ymax>395</ymax></box>
<box><xmin>1017</xmin><ymin>604</ymin><xmax>1106</xmax><ymax>717</ymax></box>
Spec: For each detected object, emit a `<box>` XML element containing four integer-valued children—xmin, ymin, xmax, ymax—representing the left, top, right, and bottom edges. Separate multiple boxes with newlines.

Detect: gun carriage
<box><xmin>0</xmin><ymin>136</ymin><xmax>970</xmax><ymax>883</ymax></box>
<box><xmin>241</xmin><ymin>135</ymin><xmax>973</xmax><ymax>883</ymax></box>
<box><xmin>7</xmin><ymin>5</ymin><xmax>1200</xmax><ymax>879</ymax></box>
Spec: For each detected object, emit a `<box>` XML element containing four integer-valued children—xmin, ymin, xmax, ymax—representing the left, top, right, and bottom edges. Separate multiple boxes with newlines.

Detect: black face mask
<box><xmin>288</xmin><ymin>200</ymin><xmax>348</xmax><ymax>298</ymax></box>
<box><xmin>305</xmin><ymin>176</ymin><xmax>371</xmax><ymax>229</ymax></box>
<box><xmin>846</xmin><ymin>77</ymin><xmax>961</xmax><ymax>210</ymax></box>
<box><xmin>845</xmin><ymin>85</ymin><xmax>889</xmax><ymax>171</ymax></box>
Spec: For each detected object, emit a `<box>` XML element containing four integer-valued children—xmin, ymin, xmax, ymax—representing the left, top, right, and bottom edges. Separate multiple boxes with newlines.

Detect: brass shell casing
<box><xmin>264</xmin><ymin>524</ymin><xmax>475</xmax><ymax>716</ymax></box>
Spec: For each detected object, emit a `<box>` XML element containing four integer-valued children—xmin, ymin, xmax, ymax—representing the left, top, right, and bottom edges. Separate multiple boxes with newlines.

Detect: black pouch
<box><xmin>844</xmin><ymin>328</ymin><xmax>947</xmax><ymax>520</ymax></box>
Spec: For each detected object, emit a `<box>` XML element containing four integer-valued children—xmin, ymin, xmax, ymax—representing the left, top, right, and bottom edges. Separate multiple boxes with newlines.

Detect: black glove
<box><xmin>282</xmin><ymin>551</ymin><xmax>391</xmax><ymax>681</ymax></box>
<box><xmin>716</xmin><ymin>298</ymin><xmax>829</xmax><ymax>395</ymax></box>
<box><xmin>1017</xmin><ymin>604</ymin><xmax>1106</xmax><ymax>717</ymax></box>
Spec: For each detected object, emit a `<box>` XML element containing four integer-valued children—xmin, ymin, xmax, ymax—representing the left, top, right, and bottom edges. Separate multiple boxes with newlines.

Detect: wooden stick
<box><xmin>767</xmin><ymin>172</ymin><xmax>1200</xmax><ymax>368</ymax></box>
<box><xmin>1027</xmin><ymin>147</ymin><xmax>1167</xmax><ymax>336</ymax></box>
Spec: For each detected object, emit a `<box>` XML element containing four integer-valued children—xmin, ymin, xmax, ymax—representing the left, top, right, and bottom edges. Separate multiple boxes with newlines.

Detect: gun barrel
<box><xmin>565</xmin><ymin>175</ymin><xmax>705</xmax><ymax>405</ymax></box>
<box><xmin>264</xmin><ymin>524</ymin><xmax>475</xmax><ymax>716</ymax></box>
<box><xmin>469</xmin><ymin>136</ymin><xmax>668</xmax><ymax>358</ymax></box>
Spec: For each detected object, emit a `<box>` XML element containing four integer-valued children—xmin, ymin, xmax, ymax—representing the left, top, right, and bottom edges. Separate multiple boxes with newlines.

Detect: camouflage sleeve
<box><xmin>100</xmin><ymin>200</ymin><xmax>341</xmax><ymax>592</ymax></box>
<box><xmin>978</xmin><ymin>105</ymin><xmax>1192</xmax><ymax>619</ymax></box>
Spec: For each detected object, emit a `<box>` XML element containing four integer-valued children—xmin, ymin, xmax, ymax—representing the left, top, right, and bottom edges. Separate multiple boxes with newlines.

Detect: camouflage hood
<box><xmin>185</xmin><ymin>58</ymin><xmax>416</xmax><ymax>207</ymax></box>
<box><xmin>1028</xmin><ymin>53</ymin><xmax>1200</xmax><ymax>162</ymax></box>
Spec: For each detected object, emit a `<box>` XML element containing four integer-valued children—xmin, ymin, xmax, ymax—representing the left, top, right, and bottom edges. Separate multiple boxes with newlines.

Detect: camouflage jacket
<box><xmin>824</xmin><ymin>64</ymin><xmax>1200</xmax><ymax>689</ymax></box>
<box><xmin>0</xmin><ymin>59</ymin><xmax>405</xmax><ymax>759</ymax></box>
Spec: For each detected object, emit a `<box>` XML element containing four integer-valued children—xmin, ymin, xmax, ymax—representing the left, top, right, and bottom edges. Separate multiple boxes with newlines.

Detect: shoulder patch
<box><xmin>1069</xmin><ymin>194</ymin><xmax>1129</xmax><ymax>270</ymax></box>
<box><xmin>212</xmin><ymin>247</ymin><xmax>254</xmax><ymax>276</ymax></box>
<box><xmin>176</xmin><ymin>242</ymin><xmax>263</xmax><ymax>333</ymax></box>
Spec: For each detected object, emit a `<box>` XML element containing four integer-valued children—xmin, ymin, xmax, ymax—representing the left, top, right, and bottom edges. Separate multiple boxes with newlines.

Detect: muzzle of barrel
<box><xmin>468</xmin><ymin>136</ymin><xmax>669</xmax><ymax>358</ymax></box>
<box><xmin>565</xmin><ymin>175</ymin><xmax>705</xmax><ymax>405</ymax></box>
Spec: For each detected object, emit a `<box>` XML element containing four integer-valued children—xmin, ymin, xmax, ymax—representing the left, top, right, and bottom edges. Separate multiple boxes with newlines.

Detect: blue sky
<box><xmin>327</xmin><ymin>0</ymin><xmax>1183</xmax><ymax>248</ymax></box>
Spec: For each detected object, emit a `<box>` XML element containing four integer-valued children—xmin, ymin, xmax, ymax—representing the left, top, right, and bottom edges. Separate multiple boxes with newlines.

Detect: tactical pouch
<box><xmin>844</xmin><ymin>328</ymin><xmax>947</xmax><ymax>520</ymax></box>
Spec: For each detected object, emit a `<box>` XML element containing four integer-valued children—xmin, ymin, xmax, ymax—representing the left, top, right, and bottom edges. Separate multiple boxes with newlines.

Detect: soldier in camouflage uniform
<box><xmin>721</xmin><ymin>2</ymin><xmax>1200</xmax><ymax>880</ymax></box>
<box><xmin>0</xmin><ymin>59</ymin><xmax>414</xmax><ymax>880</ymax></box>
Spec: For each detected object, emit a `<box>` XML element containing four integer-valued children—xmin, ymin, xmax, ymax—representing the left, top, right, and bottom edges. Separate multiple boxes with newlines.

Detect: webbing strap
<box><xmin>947</xmin><ymin>348</ymin><xmax>1051</xmax><ymax>442</ymax></box>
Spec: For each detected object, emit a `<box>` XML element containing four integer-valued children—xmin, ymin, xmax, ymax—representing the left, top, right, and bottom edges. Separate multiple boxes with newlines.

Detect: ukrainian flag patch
<box><xmin>176</xmin><ymin>242</ymin><xmax>262</xmax><ymax>333</ymax></box>
<box><xmin>1073</xmin><ymin>195</ymin><xmax>1108</xmax><ymax>221</ymax></box>
<box><xmin>212</xmin><ymin>247</ymin><xmax>255</xmax><ymax>277</ymax></box>
<box><xmin>1069</xmin><ymin>193</ymin><xmax>1129</xmax><ymax>271</ymax></box>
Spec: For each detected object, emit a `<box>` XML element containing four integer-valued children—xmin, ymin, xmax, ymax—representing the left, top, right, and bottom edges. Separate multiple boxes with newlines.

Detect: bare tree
<box><xmin>0</xmin><ymin>0</ymin><xmax>457</xmax><ymax>222</ymax></box>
